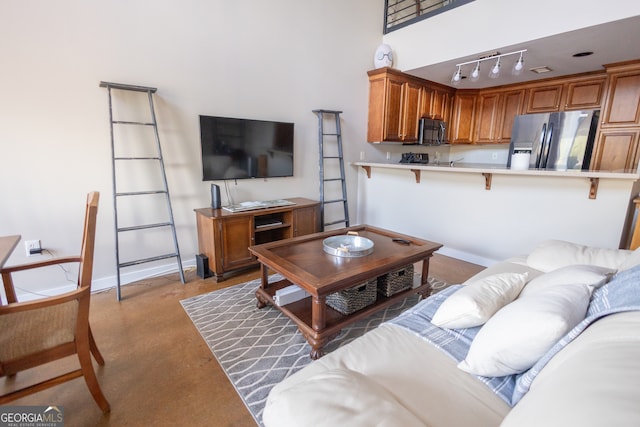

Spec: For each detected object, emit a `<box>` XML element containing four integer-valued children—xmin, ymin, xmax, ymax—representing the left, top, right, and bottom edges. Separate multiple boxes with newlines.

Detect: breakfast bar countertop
<box><xmin>352</xmin><ymin>161</ymin><xmax>640</xmax><ymax>180</ymax></box>
<box><xmin>352</xmin><ymin>161</ymin><xmax>640</xmax><ymax>200</ymax></box>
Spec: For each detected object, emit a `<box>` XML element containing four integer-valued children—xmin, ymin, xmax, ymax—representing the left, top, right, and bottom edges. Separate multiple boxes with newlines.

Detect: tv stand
<box><xmin>194</xmin><ymin>197</ymin><xmax>320</xmax><ymax>281</ymax></box>
<box><xmin>222</xmin><ymin>199</ymin><xmax>296</xmax><ymax>213</ymax></box>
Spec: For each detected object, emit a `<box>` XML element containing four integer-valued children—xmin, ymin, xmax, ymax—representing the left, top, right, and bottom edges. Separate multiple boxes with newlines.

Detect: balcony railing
<box><xmin>384</xmin><ymin>0</ymin><xmax>475</xmax><ymax>34</ymax></box>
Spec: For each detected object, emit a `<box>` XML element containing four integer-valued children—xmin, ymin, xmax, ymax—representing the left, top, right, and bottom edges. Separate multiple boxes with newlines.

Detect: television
<box><xmin>199</xmin><ymin>115</ymin><xmax>294</xmax><ymax>181</ymax></box>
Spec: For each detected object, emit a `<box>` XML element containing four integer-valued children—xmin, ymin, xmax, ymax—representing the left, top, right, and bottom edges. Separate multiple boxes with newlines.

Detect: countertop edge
<box><xmin>352</xmin><ymin>162</ymin><xmax>640</xmax><ymax>180</ymax></box>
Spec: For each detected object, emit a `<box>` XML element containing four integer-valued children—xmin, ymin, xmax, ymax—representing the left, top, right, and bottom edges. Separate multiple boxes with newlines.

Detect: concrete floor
<box><xmin>1</xmin><ymin>253</ymin><xmax>483</xmax><ymax>426</ymax></box>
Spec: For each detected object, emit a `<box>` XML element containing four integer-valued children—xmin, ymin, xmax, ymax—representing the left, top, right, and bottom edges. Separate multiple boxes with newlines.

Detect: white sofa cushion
<box><xmin>519</xmin><ymin>264</ymin><xmax>613</xmax><ymax>297</ymax></box>
<box><xmin>264</xmin><ymin>324</ymin><xmax>509</xmax><ymax>427</ymax></box>
<box><xmin>526</xmin><ymin>239</ymin><xmax>630</xmax><ymax>272</ymax></box>
<box><xmin>618</xmin><ymin>246</ymin><xmax>640</xmax><ymax>271</ymax></box>
<box><xmin>458</xmin><ymin>284</ymin><xmax>591</xmax><ymax>377</ymax></box>
<box><xmin>263</xmin><ymin>368</ymin><xmax>424</xmax><ymax>427</ymax></box>
<box><xmin>432</xmin><ymin>273</ymin><xmax>528</xmax><ymax>329</ymax></box>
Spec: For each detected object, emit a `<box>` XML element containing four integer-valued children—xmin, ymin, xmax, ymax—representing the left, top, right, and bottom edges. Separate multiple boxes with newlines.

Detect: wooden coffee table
<box><xmin>249</xmin><ymin>224</ymin><xmax>442</xmax><ymax>359</ymax></box>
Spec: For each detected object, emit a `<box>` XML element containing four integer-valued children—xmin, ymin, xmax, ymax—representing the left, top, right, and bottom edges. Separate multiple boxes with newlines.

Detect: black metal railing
<box><xmin>384</xmin><ymin>0</ymin><xmax>475</xmax><ymax>34</ymax></box>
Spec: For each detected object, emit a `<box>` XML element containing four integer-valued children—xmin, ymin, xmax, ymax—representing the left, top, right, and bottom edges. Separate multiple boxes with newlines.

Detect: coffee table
<box><xmin>249</xmin><ymin>224</ymin><xmax>442</xmax><ymax>359</ymax></box>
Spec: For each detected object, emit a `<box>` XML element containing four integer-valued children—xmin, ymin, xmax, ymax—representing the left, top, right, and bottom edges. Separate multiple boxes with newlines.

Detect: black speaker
<box><xmin>211</xmin><ymin>184</ymin><xmax>221</xmax><ymax>209</ymax></box>
<box><xmin>196</xmin><ymin>253</ymin><xmax>212</xmax><ymax>279</ymax></box>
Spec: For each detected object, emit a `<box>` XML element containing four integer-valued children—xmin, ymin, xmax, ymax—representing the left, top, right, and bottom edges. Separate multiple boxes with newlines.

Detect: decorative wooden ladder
<box><xmin>100</xmin><ymin>81</ymin><xmax>185</xmax><ymax>300</ymax></box>
<box><xmin>313</xmin><ymin>109</ymin><xmax>349</xmax><ymax>230</ymax></box>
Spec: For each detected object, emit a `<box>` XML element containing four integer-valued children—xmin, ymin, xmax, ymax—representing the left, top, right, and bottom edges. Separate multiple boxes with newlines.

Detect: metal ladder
<box><xmin>313</xmin><ymin>109</ymin><xmax>349</xmax><ymax>230</ymax></box>
<box><xmin>100</xmin><ymin>81</ymin><xmax>185</xmax><ymax>301</ymax></box>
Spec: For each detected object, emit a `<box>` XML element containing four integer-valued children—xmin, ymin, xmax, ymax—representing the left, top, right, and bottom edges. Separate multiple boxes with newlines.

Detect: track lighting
<box><xmin>451</xmin><ymin>65</ymin><xmax>462</xmax><ymax>86</ymax></box>
<box><xmin>512</xmin><ymin>52</ymin><xmax>525</xmax><ymax>76</ymax></box>
<box><xmin>489</xmin><ymin>57</ymin><xmax>501</xmax><ymax>79</ymax></box>
<box><xmin>469</xmin><ymin>62</ymin><xmax>480</xmax><ymax>82</ymax></box>
<box><xmin>452</xmin><ymin>49</ymin><xmax>527</xmax><ymax>85</ymax></box>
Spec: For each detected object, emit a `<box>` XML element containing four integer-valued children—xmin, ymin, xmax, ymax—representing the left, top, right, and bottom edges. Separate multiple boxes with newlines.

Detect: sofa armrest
<box><xmin>500</xmin><ymin>311</ymin><xmax>640</xmax><ymax>427</ymax></box>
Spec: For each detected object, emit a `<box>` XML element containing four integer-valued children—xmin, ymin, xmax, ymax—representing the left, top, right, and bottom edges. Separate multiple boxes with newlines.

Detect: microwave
<box><xmin>418</xmin><ymin>118</ymin><xmax>447</xmax><ymax>145</ymax></box>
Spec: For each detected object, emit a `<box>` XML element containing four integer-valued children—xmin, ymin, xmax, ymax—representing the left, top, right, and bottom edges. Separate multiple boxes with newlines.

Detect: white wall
<box><xmin>384</xmin><ymin>0</ymin><xmax>640</xmax><ymax>72</ymax></box>
<box><xmin>0</xmin><ymin>1</ymin><xmax>384</xmax><ymax>299</ymax></box>
<box><xmin>356</xmin><ymin>167</ymin><xmax>638</xmax><ymax>266</ymax></box>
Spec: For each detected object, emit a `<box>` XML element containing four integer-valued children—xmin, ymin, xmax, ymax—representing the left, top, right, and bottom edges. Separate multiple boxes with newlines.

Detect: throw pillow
<box><xmin>431</xmin><ymin>273</ymin><xmax>528</xmax><ymax>329</ymax></box>
<box><xmin>526</xmin><ymin>240</ymin><xmax>630</xmax><ymax>273</ymax></box>
<box><xmin>457</xmin><ymin>283</ymin><xmax>591</xmax><ymax>377</ymax></box>
<box><xmin>519</xmin><ymin>264</ymin><xmax>614</xmax><ymax>297</ymax></box>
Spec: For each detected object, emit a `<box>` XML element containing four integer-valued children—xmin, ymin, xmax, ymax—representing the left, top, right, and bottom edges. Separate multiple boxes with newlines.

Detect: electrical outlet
<box><xmin>360</xmin><ymin>151</ymin><xmax>365</xmax><ymax>161</ymax></box>
<box><xmin>386</xmin><ymin>152</ymin><xmax>391</xmax><ymax>160</ymax></box>
<box><xmin>25</xmin><ymin>239</ymin><xmax>42</xmax><ymax>256</ymax></box>
<box><xmin>492</xmin><ymin>152</ymin><xmax>498</xmax><ymax>160</ymax></box>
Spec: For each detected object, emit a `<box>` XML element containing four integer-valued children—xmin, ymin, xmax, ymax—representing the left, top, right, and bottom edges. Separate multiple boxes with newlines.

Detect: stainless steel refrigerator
<box><xmin>507</xmin><ymin>110</ymin><xmax>600</xmax><ymax>170</ymax></box>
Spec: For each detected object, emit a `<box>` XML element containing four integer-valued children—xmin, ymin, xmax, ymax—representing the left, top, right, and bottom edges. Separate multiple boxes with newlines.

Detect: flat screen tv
<box><xmin>199</xmin><ymin>115</ymin><xmax>294</xmax><ymax>181</ymax></box>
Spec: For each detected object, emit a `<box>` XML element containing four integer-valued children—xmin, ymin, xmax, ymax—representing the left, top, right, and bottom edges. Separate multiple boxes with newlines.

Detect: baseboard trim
<box><xmin>436</xmin><ymin>246</ymin><xmax>497</xmax><ymax>268</ymax></box>
<box><xmin>14</xmin><ymin>259</ymin><xmax>196</xmax><ymax>302</ymax></box>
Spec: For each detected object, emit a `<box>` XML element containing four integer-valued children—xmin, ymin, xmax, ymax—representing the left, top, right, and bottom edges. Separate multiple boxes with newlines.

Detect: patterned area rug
<box><xmin>180</xmin><ymin>275</ymin><xmax>449</xmax><ymax>426</ymax></box>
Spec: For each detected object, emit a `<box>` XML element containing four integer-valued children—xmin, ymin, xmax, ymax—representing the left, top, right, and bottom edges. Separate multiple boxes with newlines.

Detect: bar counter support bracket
<box><xmin>482</xmin><ymin>173</ymin><xmax>493</xmax><ymax>190</ymax></box>
<box><xmin>589</xmin><ymin>177</ymin><xmax>599</xmax><ymax>199</ymax></box>
<box><xmin>411</xmin><ymin>169</ymin><xmax>421</xmax><ymax>183</ymax></box>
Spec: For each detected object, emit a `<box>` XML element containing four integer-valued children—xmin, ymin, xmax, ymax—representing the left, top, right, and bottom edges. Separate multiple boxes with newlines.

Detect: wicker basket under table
<box><xmin>326</xmin><ymin>278</ymin><xmax>377</xmax><ymax>315</ymax></box>
<box><xmin>377</xmin><ymin>264</ymin><xmax>414</xmax><ymax>297</ymax></box>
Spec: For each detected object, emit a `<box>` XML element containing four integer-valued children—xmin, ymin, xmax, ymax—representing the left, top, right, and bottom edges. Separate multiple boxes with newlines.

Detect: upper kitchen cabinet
<box><xmin>450</xmin><ymin>92</ymin><xmax>478</xmax><ymax>144</ymax></box>
<box><xmin>421</xmin><ymin>84</ymin><xmax>453</xmax><ymax>123</ymax></box>
<box><xmin>475</xmin><ymin>89</ymin><xmax>525</xmax><ymax>143</ymax></box>
<box><xmin>524</xmin><ymin>73</ymin><xmax>606</xmax><ymax>114</ymax></box>
<box><xmin>367</xmin><ymin>67</ymin><xmax>423</xmax><ymax>143</ymax></box>
<box><xmin>600</xmin><ymin>62</ymin><xmax>640</xmax><ymax>127</ymax></box>
<box><xmin>524</xmin><ymin>84</ymin><xmax>564</xmax><ymax>113</ymax></box>
<box><xmin>562</xmin><ymin>75</ymin><xmax>607</xmax><ymax>111</ymax></box>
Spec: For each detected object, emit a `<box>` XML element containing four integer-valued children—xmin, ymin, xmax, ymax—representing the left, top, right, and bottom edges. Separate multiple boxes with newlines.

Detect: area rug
<box><xmin>180</xmin><ymin>275</ymin><xmax>449</xmax><ymax>426</ymax></box>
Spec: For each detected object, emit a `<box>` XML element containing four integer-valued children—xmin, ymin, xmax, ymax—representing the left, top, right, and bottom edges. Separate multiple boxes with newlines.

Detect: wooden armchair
<box><xmin>0</xmin><ymin>191</ymin><xmax>110</xmax><ymax>412</ymax></box>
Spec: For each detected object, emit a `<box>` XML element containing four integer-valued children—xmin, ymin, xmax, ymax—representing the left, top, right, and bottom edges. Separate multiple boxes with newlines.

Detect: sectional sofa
<box><xmin>263</xmin><ymin>240</ymin><xmax>640</xmax><ymax>427</ymax></box>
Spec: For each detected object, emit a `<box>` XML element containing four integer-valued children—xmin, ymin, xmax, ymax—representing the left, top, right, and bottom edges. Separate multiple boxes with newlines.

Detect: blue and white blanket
<box><xmin>386</xmin><ymin>264</ymin><xmax>640</xmax><ymax>406</ymax></box>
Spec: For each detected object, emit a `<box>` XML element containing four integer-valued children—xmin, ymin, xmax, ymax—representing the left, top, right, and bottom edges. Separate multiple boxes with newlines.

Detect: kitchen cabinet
<box><xmin>367</xmin><ymin>67</ymin><xmax>423</xmax><ymax>143</ymax></box>
<box><xmin>591</xmin><ymin>129</ymin><xmax>640</xmax><ymax>171</ymax></box>
<box><xmin>498</xmin><ymin>89</ymin><xmax>526</xmax><ymax>141</ymax></box>
<box><xmin>421</xmin><ymin>86</ymin><xmax>453</xmax><ymax>122</ymax></box>
<box><xmin>420</xmin><ymin>85</ymin><xmax>434</xmax><ymax>118</ymax></box>
<box><xmin>474</xmin><ymin>92</ymin><xmax>500</xmax><ymax>143</ymax></box>
<box><xmin>401</xmin><ymin>80</ymin><xmax>423</xmax><ymax>141</ymax></box>
<box><xmin>524</xmin><ymin>84</ymin><xmax>564</xmax><ymax>113</ymax></box>
<box><xmin>194</xmin><ymin>198</ymin><xmax>320</xmax><ymax>280</ymax></box>
<box><xmin>474</xmin><ymin>89</ymin><xmax>525</xmax><ymax>143</ymax></box>
<box><xmin>365</xmin><ymin>61</ymin><xmax>637</xmax><ymax>154</ymax></box>
<box><xmin>562</xmin><ymin>76</ymin><xmax>606</xmax><ymax>110</ymax></box>
<box><xmin>450</xmin><ymin>92</ymin><xmax>478</xmax><ymax>143</ymax></box>
<box><xmin>591</xmin><ymin>61</ymin><xmax>640</xmax><ymax>171</ymax></box>
<box><xmin>524</xmin><ymin>75</ymin><xmax>605</xmax><ymax>113</ymax></box>
<box><xmin>601</xmin><ymin>66</ymin><xmax>640</xmax><ymax>127</ymax></box>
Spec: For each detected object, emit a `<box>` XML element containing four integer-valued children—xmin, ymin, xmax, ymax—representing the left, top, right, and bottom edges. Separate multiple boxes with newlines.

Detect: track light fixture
<box><xmin>451</xmin><ymin>65</ymin><xmax>462</xmax><ymax>86</ymax></box>
<box><xmin>489</xmin><ymin>57</ymin><xmax>501</xmax><ymax>79</ymax></box>
<box><xmin>469</xmin><ymin>62</ymin><xmax>481</xmax><ymax>82</ymax></box>
<box><xmin>512</xmin><ymin>51</ymin><xmax>525</xmax><ymax>75</ymax></box>
<box><xmin>453</xmin><ymin>49</ymin><xmax>527</xmax><ymax>85</ymax></box>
